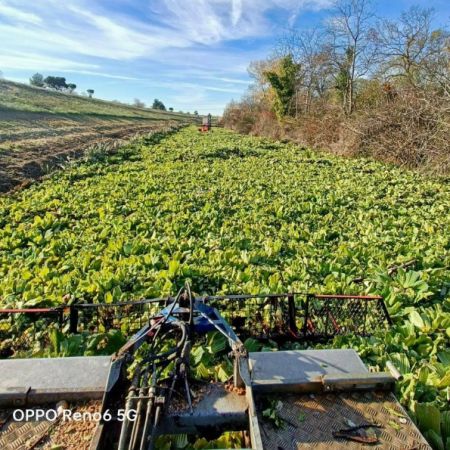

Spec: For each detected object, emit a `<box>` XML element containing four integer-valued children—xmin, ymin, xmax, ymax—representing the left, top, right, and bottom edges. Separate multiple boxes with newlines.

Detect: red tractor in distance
<box><xmin>200</xmin><ymin>114</ymin><xmax>212</xmax><ymax>132</ymax></box>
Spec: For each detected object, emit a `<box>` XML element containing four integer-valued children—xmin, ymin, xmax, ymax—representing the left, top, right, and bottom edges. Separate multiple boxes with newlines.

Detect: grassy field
<box><xmin>0</xmin><ymin>79</ymin><xmax>190</xmax><ymax>119</ymax></box>
<box><xmin>0</xmin><ymin>79</ymin><xmax>199</xmax><ymax>191</ymax></box>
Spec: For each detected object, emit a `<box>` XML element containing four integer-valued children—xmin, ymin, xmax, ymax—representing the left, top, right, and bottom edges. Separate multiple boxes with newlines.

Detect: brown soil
<box><xmin>0</xmin><ymin>110</ymin><xmax>180</xmax><ymax>193</ymax></box>
<box><xmin>35</xmin><ymin>400</ymin><xmax>102</xmax><ymax>450</ymax></box>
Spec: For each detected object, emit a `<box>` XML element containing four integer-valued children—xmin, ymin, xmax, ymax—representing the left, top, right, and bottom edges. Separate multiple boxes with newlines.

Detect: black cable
<box><xmin>185</xmin><ymin>281</ymin><xmax>194</xmax><ymax>332</ymax></box>
<box><xmin>132</xmin><ymin>285</ymin><xmax>193</xmax><ymax>450</ymax></box>
<box><xmin>148</xmin><ymin>286</ymin><xmax>184</xmax><ymax>355</ymax></box>
<box><xmin>141</xmin><ymin>321</ymin><xmax>188</xmax><ymax>365</ymax></box>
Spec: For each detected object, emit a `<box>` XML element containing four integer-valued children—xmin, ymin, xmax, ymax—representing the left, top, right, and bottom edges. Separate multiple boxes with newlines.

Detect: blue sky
<box><xmin>1</xmin><ymin>0</ymin><xmax>449</xmax><ymax>114</ymax></box>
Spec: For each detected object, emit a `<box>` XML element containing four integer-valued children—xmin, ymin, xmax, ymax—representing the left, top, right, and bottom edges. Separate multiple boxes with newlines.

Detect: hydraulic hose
<box><xmin>140</xmin><ymin>321</ymin><xmax>188</xmax><ymax>366</ymax></box>
<box><xmin>118</xmin><ymin>365</ymin><xmax>142</xmax><ymax>450</ymax></box>
<box><xmin>126</xmin><ymin>284</ymin><xmax>194</xmax><ymax>450</ymax></box>
<box><xmin>129</xmin><ymin>365</ymin><xmax>150</xmax><ymax>450</ymax></box>
<box><xmin>185</xmin><ymin>281</ymin><xmax>194</xmax><ymax>332</ymax></box>
<box><xmin>149</xmin><ymin>286</ymin><xmax>184</xmax><ymax>354</ymax></box>
<box><xmin>148</xmin><ymin>405</ymin><xmax>162</xmax><ymax>450</ymax></box>
<box><xmin>140</xmin><ymin>363</ymin><xmax>157</xmax><ymax>450</ymax></box>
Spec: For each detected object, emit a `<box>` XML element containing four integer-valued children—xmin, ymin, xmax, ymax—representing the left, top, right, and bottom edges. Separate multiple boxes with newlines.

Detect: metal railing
<box><xmin>0</xmin><ymin>293</ymin><xmax>391</xmax><ymax>356</ymax></box>
<box><xmin>0</xmin><ymin>308</ymin><xmax>64</xmax><ymax>356</ymax></box>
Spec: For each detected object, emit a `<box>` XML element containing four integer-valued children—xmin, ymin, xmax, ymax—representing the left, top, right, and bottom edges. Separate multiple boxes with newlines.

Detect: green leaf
<box><xmin>418</xmin><ymin>366</ymin><xmax>429</xmax><ymax>384</ymax></box>
<box><xmin>82</xmin><ymin>254</ymin><xmax>92</xmax><ymax>272</ymax></box>
<box><xmin>193</xmin><ymin>438</ymin><xmax>209</xmax><ymax>449</ymax></box>
<box><xmin>426</xmin><ymin>430</ymin><xmax>444</xmax><ymax>450</ymax></box>
<box><xmin>244</xmin><ymin>338</ymin><xmax>260</xmax><ymax>353</ymax></box>
<box><xmin>388</xmin><ymin>421</ymin><xmax>402</xmax><ymax>430</ymax></box>
<box><xmin>416</xmin><ymin>403</ymin><xmax>441</xmax><ymax>435</ymax></box>
<box><xmin>173</xmin><ymin>434</ymin><xmax>188</xmax><ymax>449</ymax></box>
<box><xmin>168</xmin><ymin>260</ymin><xmax>180</xmax><ymax>278</ymax></box>
<box><xmin>196</xmin><ymin>363</ymin><xmax>210</xmax><ymax>380</ymax></box>
<box><xmin>437</xmin><ymin>372</ymin><xmax>450</xmax><ymax>389</ymax></box>
<box><xmin>438</xmin><ymin>351</ymin><xmax>450</xmax><ymax>368</ymax></box>
<box><xmin>216</xmin><ymin>363</ymin><xmax>233</xmax><ymax>382</ymax></box>
<box><xmin>410</xmin><ymin>311</ymin><xmax>425</xmax><ymax>329</ymax></box>
<box><xmin>49</xmin><ymin>329</ymin><xmax>64</xmax><ymax>355</ymax></box>
<box><xmin>209</xmin><ymin>332</ymin><xmax>228</xmax><ymax>354</ymax></box>
<box><xmin>192</xmin><ymin>346</ymin><xmax>206</xmax><ymax>365</ymax></box>
<box><xmin>103</xmin><ymin>329</ymin><xmax>126</xmax><ymax>354</ymax></box>
<box><xmin>389</xmin><ymin>353</ymin><xmax>411</xmax><ymax>375</ymax></box>
<box><xmin>385</xmin><ymin>407</ymin><xmax>406</xmax><ymax>418</ymax></box>
<box><xmin>441</xmin><ymin>411</ymin><xmax>450</xmax><ymax>444</ymax></box>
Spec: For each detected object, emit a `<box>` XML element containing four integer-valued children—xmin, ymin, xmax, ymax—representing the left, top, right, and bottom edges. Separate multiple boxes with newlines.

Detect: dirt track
<box><xmin>0</xmin><ymin>111</ymin><xmax>180</xmax><ymax>192</ymax></box>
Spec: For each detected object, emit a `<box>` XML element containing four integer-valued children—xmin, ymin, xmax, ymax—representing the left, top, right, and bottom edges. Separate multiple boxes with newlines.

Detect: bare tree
<box><xmin>275</xmin><ymin>27</ymin><xmax>334</xmax><ymax>115</ymax></box>
<box><xmin>374</xmin><ymin>7</ymin><xmax>450</xmax><ymax>95</ymax></box>
<box><xmin>133</xmin><ymin>98</ymin><xmax>146</xmax><ymax>108</ymax></box>
<box><xmin>324</xmin><ymin>0</ymin><xmax>378</xmax><ymax>115</ymax></box>
<box><xmin>248</xmin><ymin>57</ymin><xmax>278</xmax><ymax>99</ymax></box>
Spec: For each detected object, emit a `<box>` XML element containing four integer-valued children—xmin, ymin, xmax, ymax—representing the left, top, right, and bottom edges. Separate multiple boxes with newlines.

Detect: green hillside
<box><xmin>0</xmin><ymin>79</ymin><xmax>190</xmax><ymax>120</ymax></box>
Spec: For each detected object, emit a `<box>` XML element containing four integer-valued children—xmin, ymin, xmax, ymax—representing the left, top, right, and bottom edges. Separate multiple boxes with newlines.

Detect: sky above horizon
<box><xmin>1</xmin><ymin>0</ymin><xmax>450</xmax><ymax>114</ymax></box>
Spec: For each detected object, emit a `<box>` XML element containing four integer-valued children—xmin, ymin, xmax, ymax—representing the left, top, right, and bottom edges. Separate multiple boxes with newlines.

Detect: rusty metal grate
<box><xmin>0</xmin><ymin>309</ymin><xmax>64</xmax><ymax>356</ymax></box>
<box><xmin>206</xmin><ymin>293</ymin><xmax>391</xmax><ymax>341</ymax></box>
<box><xmin>0</xmin><ymin>293</ymin><xmax>392</xmax><ymax>356</ymax></box>
<box><xmin>304</xmin><ymin>295</ymin><xmax>392</xmax><ymax>339</ymax></box>
<box><xmin>205</xmin><ymin>294</ymin><xmax>298</xmax><ymax>341</ymax></box>
<box><xmin>0</xmin><ymin>406</ymin><xmax>57</xmax><ymax>450</ymax></box>
<box><xmin>256</xmin><ymin>391</ymin><xmax>430</xmax><ymax>449</ymax></box>
<box><xmin>72</xmin><ymin>299</ymin><xmax>165</xmax><ymax>335</ymax></box>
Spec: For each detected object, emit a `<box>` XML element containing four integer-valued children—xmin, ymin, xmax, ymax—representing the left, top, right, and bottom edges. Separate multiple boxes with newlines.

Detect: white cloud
<box><xmin>0</xmin><ymin>52</ymin><xmax>99</xmax><ymax>71</ymax></box>
<box><xmin>0</xmin><ymin>0</ymin><xmax>330</xmax><ymax>112</ymax></box>
<box><xmin>231</xmin><ymin>0</ymin><xmax>243</xmax><ymax>26</ymax></box>
<box><xmin>0</xmin><ymin>4</ymin><xmax>41</xmax><ymax>24</ymax></box>
<box><xmin>203</xmin><ymin>85</ymin><xmax>243</xmax><ymax>93</ymax></box>
<box><xmin>62</xmin><ymin>70</ymin><xmax>142</xmax><ymax>80</ymax></box>
<box><xmin>137</xmin><ymin>79</ymin><xmax>245</xmax><ymax>95</ymax></box>
<box><xmin>0</xmin><ymin>0</ymin><xmax>330</xmax><ymax>67</ymax></box>
<box><xmin>195</xmin><ymin>76</ymin><xmax>250</xmax><ymax>84</ymax></box>
<box><xmin>154</xmin><ymin>0</ymin><xmax>331</xmax><ymax>44</ymax></box>
<box><xmin>64</xmin><ymin>6</ymin><xmax>191</xmax><ymax>59</ymax></box>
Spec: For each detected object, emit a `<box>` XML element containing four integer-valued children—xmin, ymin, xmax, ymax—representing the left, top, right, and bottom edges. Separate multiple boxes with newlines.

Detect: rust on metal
<box><xmin>313</xmin><ymin>295</ymin><xmax>383</xmax><ymax>300</ymax></box>
<box><xmin>256</xmin><ymin>391</ymin><xmax>431</xmax><ymax>449</ymax></box>
<box><xmin>332</xmin><ymin>424</ymin><xmax>383</xmax><ymax>443</ymax></box>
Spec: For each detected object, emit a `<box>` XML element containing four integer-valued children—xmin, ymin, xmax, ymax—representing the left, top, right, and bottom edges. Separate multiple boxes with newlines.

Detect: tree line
<box><xmin>132</xmin><ymin>98</ymin><xmax>199</xmax><ymax>115</ymax></box>
<box><xmin>133</xmin><ymin>98</ymin><xmax>168</xmax><ymax>110</ymax></box>
<box><xmin>30</xmin><ymin>73</ymin><xmax>95</xmax><ymax>97</ymax></box>
<box><xmin>222</xmin><ymin>1</ymin><xmax>450</xmax><ymax>174</ymax></box>
<box><xmin>28</xmin><ymin>72</ymin><xmax>200</xmax><ymax>115</ymax></box>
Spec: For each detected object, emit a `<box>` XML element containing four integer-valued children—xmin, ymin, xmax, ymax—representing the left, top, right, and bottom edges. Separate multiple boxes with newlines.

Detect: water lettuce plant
<box><xmin>1</xmin><ymin>126</ymin><xmax>450</xmax><ymax>447</ymax></box>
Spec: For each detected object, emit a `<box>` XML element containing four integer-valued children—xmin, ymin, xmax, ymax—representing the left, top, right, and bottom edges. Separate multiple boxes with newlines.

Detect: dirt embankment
<box><xmin>0</xmin><ymin>110</ymin><xmax>180</xmax><ymax>192</ymax></box>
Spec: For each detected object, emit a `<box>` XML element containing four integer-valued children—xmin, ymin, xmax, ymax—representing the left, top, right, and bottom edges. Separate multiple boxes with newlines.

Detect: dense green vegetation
<box><xmin>1</xmin><ymin>127</ymin><xmax>448</xmax><ymax>304</ymax></box>
<box><xmin>1</xmin><ymin>127</ymin><xmax>450</xmax><ymax>446</ymax></box>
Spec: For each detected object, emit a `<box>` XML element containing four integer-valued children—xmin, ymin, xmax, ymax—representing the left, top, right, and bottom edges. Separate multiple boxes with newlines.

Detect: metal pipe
<box><xmin>386</xmin><ymin>361</ymin><xmax>403</xmax><ymax>381</ymax></box>
<box><xmin>140</xmin><ymin>365</ymin><xmax>157</xmax><ymax>450</ymax></box>
<box><xmin>148</xmin><ymin>405</ymin><xmax>162</xmax><ymax>450</ymax></box>
<box><xmin>140</xmin><ymin>396</ymin><xmax>154</xmax><ymax>450</ymax></box>
<box><xmin>118</xmin><ymin>366</ymin><xmax>142</xmax><ymax>450</ymax></box>
<box><xmin>184</xmin><ymin>376</ymin><xmax>193</xmax><ymax>415</ymax></box>
<box><xmin>129</xmin><ymin>367</ymin><xmax>149</xmax><ymax>450</ymax></box>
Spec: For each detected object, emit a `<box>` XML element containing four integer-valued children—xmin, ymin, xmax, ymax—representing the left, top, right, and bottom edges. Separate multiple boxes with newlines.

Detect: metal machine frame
<box><xmin>0</xmin><ymin>284</ymin><xmax>430</xmax><ymax>449</ymax></box>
